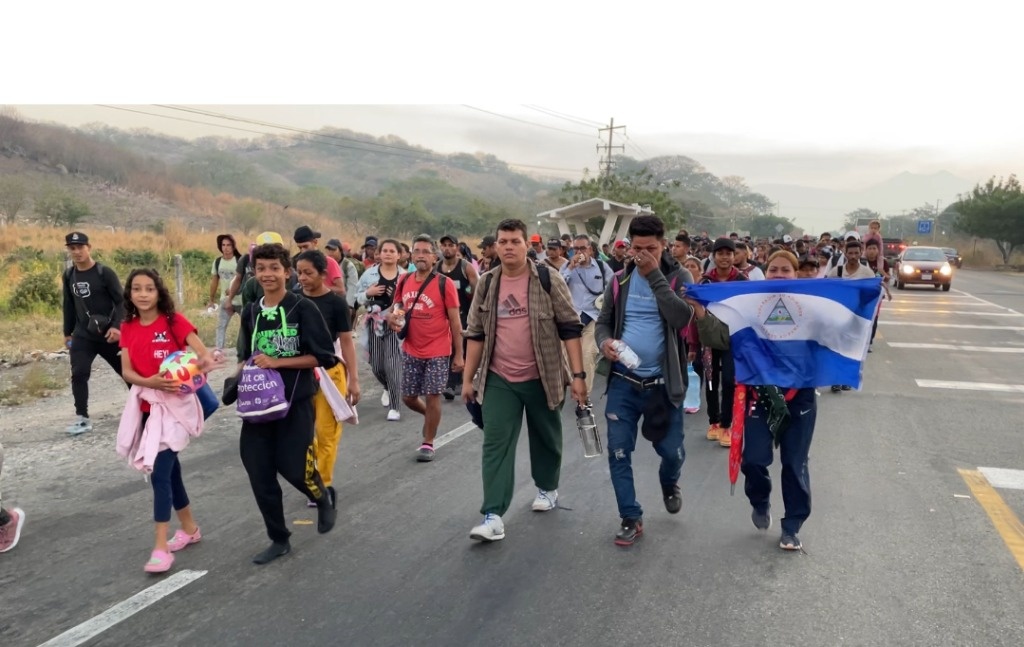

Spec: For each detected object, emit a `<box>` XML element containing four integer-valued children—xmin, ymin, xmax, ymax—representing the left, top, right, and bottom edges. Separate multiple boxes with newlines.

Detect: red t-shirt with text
<box><xmin>120</xmin><ymin>313</ymin><xmax>197</xmax><ymax>410</ymax></box>
<box><xmin>396</xmin><ymin>273</ymin><xmax>460</xmax><ymax>359</ymax></box>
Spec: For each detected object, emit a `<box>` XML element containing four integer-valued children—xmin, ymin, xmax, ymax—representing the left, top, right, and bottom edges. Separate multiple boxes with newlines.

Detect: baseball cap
<box><xmin>255</xmin><ymin>231</ymin><xmax>284</xmax><ymax>245</ymax></box>
<box><xmin>65</xmin><ymin>231</ymin><xmax>89</xmax><ymax>245</ymax></box>
<box><xmin>439</xmin><ymin>234</ymin><xmax>459</xmax><ymax>245</ymax></box>
<box><xmin>845</xmin><ymin>231</ymin><xmax>861</xmax><ymax>241</ymax></box>
<box><xmin>324</xmin><ymin>238</ymin><xmax>342</xmax><ymax>250</ymax></box>
<box><xmin>293</xmin><ymin>225</ymin><xmax>321</xmax><ymax>243</ymax></box>
<box><xmin>363</xmin><ymin>236</ymin><xmax>378</xmax><ymax>248</ymax></box>
<box><xmin>547</xmin><ymin>238</ymin><xmax>562</xmax><ymax>248</ymax></box>
<box><xmin>530</xmin><ymin>234</ymin><xmax>542</xmax><ymax>243</ymax></box>
<box><xmin>478</xmin><ymin>235</ymin><xmax>496</xmax><ymax>249</ymax></box>
<box><xmin>614</xmin><ymin>240</ymin><xmax>627</xmax><ymax>249</ymax></box>
<box><xmin>782</xmin><ymin>234</ymin><xmax>794</xmax><ymax>244</ymax></box>
<box><xmin>712</xmin><ymin>237</ymin><xmax>736</xmax><ymax>253</ymax></box>
<box><xmin>342</xmin><ymin>242</ymin><xmax>351</xmax><ymax>253</ymax></box>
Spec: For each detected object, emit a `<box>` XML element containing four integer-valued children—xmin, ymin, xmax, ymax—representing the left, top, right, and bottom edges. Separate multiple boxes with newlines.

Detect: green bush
<box><xmin>112</xmin><ymin>248</ymin><xmax>161</xmax><ymax>269</ymax></box>
<box><xmin>9</xmin><ymin>272</ymin><xmax>61</xmax><ymax>312</ymax></box>
<box><xmin>4</xmin><ymin>246</ymin><xmax>44</xmax><ymax>267</ymax></box>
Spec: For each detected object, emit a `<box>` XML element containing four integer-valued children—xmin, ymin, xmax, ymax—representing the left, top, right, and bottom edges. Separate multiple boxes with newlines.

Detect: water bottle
<box><xmin>612</xmin><ymin>340</ymin><xmax>640</xmax><ymax>370</ymax></box>
<box><xmin>576</xmin><ymin>401</ymin><xmax>602</xmax><ymax>458</ymax></box>
<box><xmin>393</xmin><ymin>305</ymin><xmax>406</xmax><ymax>329</ymax></box>
<box><xmin>684</xmin><ymin>364</ymin><xmax>701</xmax><ymax>412</ymax></box>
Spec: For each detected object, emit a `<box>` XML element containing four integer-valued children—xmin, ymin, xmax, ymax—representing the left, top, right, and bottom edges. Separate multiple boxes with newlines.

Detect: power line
<box><xmin>461</xmin><ymin>105</ymin><xmax>596</xmax><ymax>138</ymax></box>
<box><xmin>522</xmin><ymin>104</ymin><xmax>603</xmax><ymax>128</ymax></box>
<box><xmin>96</xmin><ymin>104</ymin><xmax>584</xmax><ymax>174</ymax></box>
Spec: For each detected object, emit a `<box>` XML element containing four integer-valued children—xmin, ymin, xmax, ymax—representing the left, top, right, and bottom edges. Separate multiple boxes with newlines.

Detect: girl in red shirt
<box><xmin>119</xmin><ymin>268</ymin><xmax>215</xmax><ymax>573</ymax></box>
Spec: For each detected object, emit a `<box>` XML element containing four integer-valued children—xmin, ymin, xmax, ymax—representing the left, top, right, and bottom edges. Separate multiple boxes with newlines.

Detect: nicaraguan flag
<box><xmin>686</xmin><ymin>278</ymin><xmax>883</xmax><ymax>389</ymax></box>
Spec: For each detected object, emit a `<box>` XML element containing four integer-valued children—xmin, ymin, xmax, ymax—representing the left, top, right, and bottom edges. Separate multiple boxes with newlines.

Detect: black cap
<box><xmin>293</xmin><ymin>225</ymin><xmax>321</xmax><ymax>243</ymax></box>
<box><xmin>65</xmin><ymin>231</ymin><xmax>89</xmax><ymax>245</ymax></box>
<box><xmin>439</xmin><ymin>234</ymin><xmax>459</xmax><ymax>245</ymax></box>
<box><xmin>478</xmin><ymin>235</ymin><xmax>496</xmax><ymax>249</ymax></box>
<box><xmin>547</xmin><ymin>238</ymin><xmax>562</xmax><ymax>248</ymax></box>
<box><xmin>712</xmin><ymin>237</ymin><xmax>736</xmax><ymax>253</ymax></box>
<box><xmin>363</xmin><ymin>236</ymin><xmax>378</xmax><ymax>248</ymax></box>
<box><xmin>324</xmin><ymin>238</ymin><xmax>342</xmax><ymax>250</ymax></box>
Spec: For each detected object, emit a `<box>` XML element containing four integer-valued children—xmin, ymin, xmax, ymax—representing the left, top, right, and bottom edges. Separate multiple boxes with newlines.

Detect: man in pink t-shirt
<box><xmin>388</xmin><ymin>235</ymin><xmax>463</xmax><ymax>462</ymax></box>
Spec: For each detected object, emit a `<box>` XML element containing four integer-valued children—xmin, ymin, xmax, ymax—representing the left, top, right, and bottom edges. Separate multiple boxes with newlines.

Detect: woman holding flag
<box><xmin>685</xmin><ymin>250</ymin><xmax>819</xmax><ymax>552</ymax></box>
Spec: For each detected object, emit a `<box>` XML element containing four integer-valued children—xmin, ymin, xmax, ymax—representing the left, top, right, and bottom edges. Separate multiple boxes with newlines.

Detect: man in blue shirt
<box><xmin>595</xmin><ymin>216</ymin><xmax>695</xmax><ymax>547</ymax></box>
<box><xmin>560</xmin><ymin>235</ymin><xmax>612</xmax><ymax>392</ymax></box>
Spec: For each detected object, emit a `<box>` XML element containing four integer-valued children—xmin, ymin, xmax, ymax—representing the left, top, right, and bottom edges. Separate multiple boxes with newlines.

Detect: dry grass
<box><xmin>0</xmin><ymin>314</ymin><xmax>65</xmax><ymax>362</ymax></box>
<box><xmin>0</xmin><ymin>361</ymin><xmax>67</xmax><ymax>405</ymax></box>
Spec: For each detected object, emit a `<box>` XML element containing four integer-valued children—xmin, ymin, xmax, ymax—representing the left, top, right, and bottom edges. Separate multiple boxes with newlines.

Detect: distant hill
<box><xmin>752</xmin><ymin>171</ymin><xmax>975</xmax><ymax>231</ymax></box>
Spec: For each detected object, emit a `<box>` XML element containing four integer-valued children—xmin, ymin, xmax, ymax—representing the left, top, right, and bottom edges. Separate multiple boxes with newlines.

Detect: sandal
<box><xmin>143</xmin><ymin>549</ymin><xmax>174</xmax><ymax>573</ymax></box>
<box><xmin>167</xmin><ymin>527</ymin><xmax>202</xmax><ymax>552</ymax></box>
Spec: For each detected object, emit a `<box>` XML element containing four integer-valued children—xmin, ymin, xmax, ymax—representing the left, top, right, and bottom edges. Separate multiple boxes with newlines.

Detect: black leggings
<box><xmin>70</xmin><ymin>335</ymin><xmax>124</xmax><ymax>417</ymax></box>
<box><xmin>705</xmin><ymin>349</ymin><xmax>736</xmax><ymax>428</ymax></box>
<box><xmin>240</xmin><ymin>398</ymin><xmax>327</xmax><ymax>543</ymax></box>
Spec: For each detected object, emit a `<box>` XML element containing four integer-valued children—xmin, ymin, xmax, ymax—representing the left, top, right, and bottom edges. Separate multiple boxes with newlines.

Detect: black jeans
<box><xmin>70</xmin><ymin>335</ymin><xmax>124</xmax><ymax>418</ymax></box>
<box><xmin>705</xmin><ymin>348</ymin><xmax>736</xmax><ymax>428</ymax></box>
<box><xmin>239</xmin><ymin>398</ymin><xmax>327</xmax><ymax>543</ymax></box>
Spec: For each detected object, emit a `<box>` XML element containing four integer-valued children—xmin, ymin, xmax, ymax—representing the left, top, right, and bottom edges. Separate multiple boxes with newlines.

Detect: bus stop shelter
<box><xmin>535</xmin><ymin>198</ymin><xmax>655</xmax><ymax>247</ymax></box>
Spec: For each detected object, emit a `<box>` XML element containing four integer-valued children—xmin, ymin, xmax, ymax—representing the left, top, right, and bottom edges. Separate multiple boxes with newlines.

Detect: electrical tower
<box><xmin>597</xmin><ymin>118</ymin><xmax>626</xmax><ymax>178</ymax></box>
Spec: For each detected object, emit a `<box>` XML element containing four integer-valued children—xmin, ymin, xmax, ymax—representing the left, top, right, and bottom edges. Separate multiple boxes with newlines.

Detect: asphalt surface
<box><xmin>2</xmin><ymin>269</ymin><xmax>1023</xmax><ymax>646</ymax></box>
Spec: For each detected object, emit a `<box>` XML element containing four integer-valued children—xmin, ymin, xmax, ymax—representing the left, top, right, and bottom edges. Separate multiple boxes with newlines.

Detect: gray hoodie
<box><xmin>594</xmin><ymin>252</ymin><xmax>695</xmax><ymax>407</ymax></box>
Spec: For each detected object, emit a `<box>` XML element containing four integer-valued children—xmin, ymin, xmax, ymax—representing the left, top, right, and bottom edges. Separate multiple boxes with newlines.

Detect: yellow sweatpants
<box><xmin>312</xmin><ymin>363</ymin><xmax>348</xmax><ymax>487</ymax></box>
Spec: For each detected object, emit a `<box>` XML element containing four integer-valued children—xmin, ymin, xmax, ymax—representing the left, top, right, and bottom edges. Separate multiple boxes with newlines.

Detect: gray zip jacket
<box><xmin>594</xmin><ymin>252</ymin><xmax>695</xmax><ymax>407</ymax></box>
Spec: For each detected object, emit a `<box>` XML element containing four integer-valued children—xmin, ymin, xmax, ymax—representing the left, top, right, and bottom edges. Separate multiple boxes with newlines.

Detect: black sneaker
<box><xmin>779</xmin><ymin>532</ymin><xmax>802</xmax><ymax>551</ymax></box>
<box><xmin>442</xmin><ymin>387</ymin><xmax>456</xmax><ymax>401</ymax></box>
<box><xmin>841</xmin><ymin>385</ymin><xmax>851</xmax><ymax>391</ymax></box>
<box><xmin>830</xmin><ymin>385</ymin><xmax>841</xmax><ymax>393</ymax></box>
<box><xmin>252</xmin><ymin>541</ymin><xmax>291</xmax><ymax>565</ymax></box>
<box><xmin>663</xmin><ymin>485</ymin><xmax>682</xmax><ymax>514</ymax></box>
<box><xmin>614</xmin><ymin>517</ymin><xmax>643</xmax><ymax>546</ymax></box>
<box><xmin>317</xmin><ymin>496</ymin><xmax>337</xmax><ymax>534</ymax></box>
<box><xmin>751</xmin><ymin>506</ymin><xmax>772</xmax><ymax>530</ymax></box>
<box><xmin>327</xmin><ymin>486</ymin><xmax>337</xmax><ymax>509</ymax></box>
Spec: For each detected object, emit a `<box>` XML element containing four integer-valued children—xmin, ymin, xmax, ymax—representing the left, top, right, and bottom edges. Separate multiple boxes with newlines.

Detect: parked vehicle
<box><xmin>941</xmin><ymin>247</ymin><xmax>963</xmax><ymax>268</ymax></box>
<box><xmin>894</xmin><ymin>246</ymin><xmax>954</xmax><ymax>291</ymax></box>
<box><xmin>883</xmin><ymin>238</ymin><xmax>907</xmax><ymax>264</ymax></box>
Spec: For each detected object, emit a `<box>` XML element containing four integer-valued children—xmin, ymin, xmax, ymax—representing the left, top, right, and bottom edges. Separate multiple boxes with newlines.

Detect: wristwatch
<box><xmin>572</xmin><ymin>371</ymin><xmax>586</xmax><ymax>380</ymax></box>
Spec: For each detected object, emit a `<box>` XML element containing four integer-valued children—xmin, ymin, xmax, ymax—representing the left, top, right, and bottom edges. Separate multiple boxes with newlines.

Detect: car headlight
<box><xmin>901</xmin><ymin>264</ymin><xmax>915</xmax><ymax>275</ymax></box>
<box><xmin>940</xmin><ymin>263</ymin><xmax>952</xmax><ymax>276</ymax></box>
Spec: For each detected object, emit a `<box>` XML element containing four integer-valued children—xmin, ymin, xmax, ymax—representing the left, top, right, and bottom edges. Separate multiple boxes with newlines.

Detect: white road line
<box><xmin>952</xmin><ymin>288</ymin><xmax>1024</xmax><ymax>315</ymax></box>
<box><xmin>979</xmin><ymin>467</ymin><xmax>1024</xmax><ymax>491</ymax></box>
<box><xmin>916</xmin><ymin>379</ymin><xmax>1024</xmax><ymax>393</ymax></box>
<box><xmin>879</xmin><ymin>321</ymin><xmax>1024</xmax><ymax>330</ymax></box>
<box><xmin>886</xmin><ymin>309</ymin><xmax>1022</xmax><ymax>316</ymax></box>
<box><xmin>890</xmin><ymin>343</ymin><xmax>1024</xmax><ymax>353</ymax></box>
<box><xmin>39</xmin><ymin>570</ymin><xmax>207</xmax><ymax>647</ymax></box>
<box><xmin>433</xmin><ymin>421</ymin><xmax>477</xmax><ymax>448</ymax></box>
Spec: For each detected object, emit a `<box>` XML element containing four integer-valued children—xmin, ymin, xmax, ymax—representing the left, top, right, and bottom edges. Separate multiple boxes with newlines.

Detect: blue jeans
<box><xmin>604</xmin><ymin>375</ymin><xmax>685</xmax><ymax>520</ymax></box>
<box><xmin>741</xmin><ymin>388</ymin><xmax>816</xmax><ymax>535</ymax></box>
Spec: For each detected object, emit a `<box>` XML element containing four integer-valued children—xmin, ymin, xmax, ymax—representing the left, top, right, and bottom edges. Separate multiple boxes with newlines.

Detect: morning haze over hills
<box><xmin>0</xmin><ymin>108</ymin><xmax>978</xmax><ymax>237</ymax></box>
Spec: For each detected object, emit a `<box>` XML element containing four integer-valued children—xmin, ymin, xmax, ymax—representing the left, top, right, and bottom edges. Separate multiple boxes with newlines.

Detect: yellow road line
<box><xmin>958</xmin><ymin>469</ymin><xmax>1024</xmax><ymax>571</ymax></box>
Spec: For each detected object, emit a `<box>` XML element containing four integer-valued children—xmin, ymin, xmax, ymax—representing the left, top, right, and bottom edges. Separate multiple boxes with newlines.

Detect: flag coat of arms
<box><xmin>686</xmin><ymin>278</ymin><xmax>883</xmax><ymax>389</ymax></box>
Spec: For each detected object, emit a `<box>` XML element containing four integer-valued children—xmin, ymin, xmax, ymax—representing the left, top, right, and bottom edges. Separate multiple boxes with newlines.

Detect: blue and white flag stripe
<box><xmin>686</xmin><ymin>278</ymin><xmax>883</xmax><ymax>389</ymax></box>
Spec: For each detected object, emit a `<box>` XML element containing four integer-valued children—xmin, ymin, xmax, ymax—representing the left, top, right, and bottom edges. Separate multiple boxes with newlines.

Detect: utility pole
<box><xmin>596</xmin><ymin>118</ymin><xmax>626</xmax><ymax>180</ymax></box>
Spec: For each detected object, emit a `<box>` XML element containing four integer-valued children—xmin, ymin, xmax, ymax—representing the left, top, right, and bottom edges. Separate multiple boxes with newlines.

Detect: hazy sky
<box><xmin>6</xmin><ymin>2</ymin><xmax>1022</xmax><ymax>208</ymax></box>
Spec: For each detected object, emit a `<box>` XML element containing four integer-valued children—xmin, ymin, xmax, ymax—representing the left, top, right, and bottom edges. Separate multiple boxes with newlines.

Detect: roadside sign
<box><xmin>917</xmin><ymin>220</ymin><xmax>933</xmax><ymax>235</ymax></box>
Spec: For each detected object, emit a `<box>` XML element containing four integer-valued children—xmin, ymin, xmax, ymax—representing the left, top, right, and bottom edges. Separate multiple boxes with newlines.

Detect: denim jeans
<box><xmin>741</xmin><ymin>388</ymin><xmax>816</xmax><ymax>535</ymax></box>
<box><xmin>604</xmin><ymin>375</ymin><xmax>685</xmax><ymax>520</ymax></box>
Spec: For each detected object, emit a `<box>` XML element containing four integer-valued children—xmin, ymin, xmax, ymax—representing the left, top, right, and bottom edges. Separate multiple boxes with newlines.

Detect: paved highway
<box><xmin>2</xmin><ymin>269</ymin><xmax>1023</xmax><ymax>646</ymax></box>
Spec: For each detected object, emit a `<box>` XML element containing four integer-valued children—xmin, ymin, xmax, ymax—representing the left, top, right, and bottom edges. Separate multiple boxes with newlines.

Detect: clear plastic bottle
<box><xmin>612</xmin><ymin>340</ymin><xmax>641</xmax><ymax>370</ymax></box>
<box><xmin>684</xmin><ymin>364</ymin><xmax>701</xmax><ymax>412</ymax></box>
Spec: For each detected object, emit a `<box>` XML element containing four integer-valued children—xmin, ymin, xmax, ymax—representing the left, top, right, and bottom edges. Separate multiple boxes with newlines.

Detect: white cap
<box><xmin>845</xmin><ymin>231</ymin><xmax>861</xmax><ymax>241</ymax></box>
<box><xmin>782</xmin><ymin>234</ymin><xmax>793</xmax><ymax>244</ymax></box>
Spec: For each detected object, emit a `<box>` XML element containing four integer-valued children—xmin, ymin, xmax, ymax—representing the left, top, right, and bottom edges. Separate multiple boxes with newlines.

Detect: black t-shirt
<box><xmin>366</xmin><ymin>271</ymin><xmax>399</xmax><ymax>310</ymax></box>
<box><xmin>238</xmin><ymin>292</ymin><xmax>339</xmax><ymax>403</ymax></box>
<box><xmin>62</xmin><ymin>263</ymin><xmax>125</xmax><ymax>340</ymax></box>
<box><xmin>607</xmin><ymin>257</ymin><xmax>626</xmax><ymax>273</ymax></box>
<box><xmin>436</xmin><ymin>259</ymin><xmax>472</xmax><ymax>322</ymax></box>
<box><xmin>304</xmin><ymin>292</ymin><xmax>351</xmax><ymax>338</ymax></box>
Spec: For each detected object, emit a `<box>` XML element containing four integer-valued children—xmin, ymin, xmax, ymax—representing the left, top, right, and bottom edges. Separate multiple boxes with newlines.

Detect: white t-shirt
<box><xmin>212</xmin><ymin>256</ymin><xmax>243</xmax><ymax>305</ymax></box>
<box><xmin>827</xmin><ymin>262</ymin><xmax>876</xmax><ymax>279</ymax></box>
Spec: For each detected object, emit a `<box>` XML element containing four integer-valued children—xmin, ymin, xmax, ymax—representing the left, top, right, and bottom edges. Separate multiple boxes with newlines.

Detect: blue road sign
<box><xmin>917</xmin><ymin>220</ymin><xmax>933</xmax><ymax>235</ymax></box>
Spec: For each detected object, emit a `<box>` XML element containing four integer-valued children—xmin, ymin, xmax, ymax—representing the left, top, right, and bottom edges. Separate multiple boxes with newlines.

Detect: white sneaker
<box><xmin>386</xmin><ymin>409</ymin><xmax>401</xmax><ymax>421</ymax></box>
<box><xmin>470</xmin><ymin>513</ymin><xmax>505</xmax><ymax>542</ymax></box>
<box><xmin>531</xmin><ymin>489</ymin><xmax>558</xmax><ymax>512</ymax></box>
<box><xmin>66</xmin><ymin>416</ymin><xmax>93</xmax><ymax>435</ymax></box>
<box><xmin>381</xmin><ymin>391</ymin><xmax>390</xmax><ymax>408</ymax></box>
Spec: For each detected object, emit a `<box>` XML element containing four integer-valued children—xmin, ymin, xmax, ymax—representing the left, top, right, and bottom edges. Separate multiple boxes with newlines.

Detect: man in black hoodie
<box><xmin>594</xmin><ymin>216</ymin><xmax>694</xmax><ymax>547</ymax></box>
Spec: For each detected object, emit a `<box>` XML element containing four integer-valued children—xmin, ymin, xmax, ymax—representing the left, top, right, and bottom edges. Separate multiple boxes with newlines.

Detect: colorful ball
<box><xmin>159</xmin><ymin>350</ymin><xmax>207</xmax><ymax>395</ymax></box>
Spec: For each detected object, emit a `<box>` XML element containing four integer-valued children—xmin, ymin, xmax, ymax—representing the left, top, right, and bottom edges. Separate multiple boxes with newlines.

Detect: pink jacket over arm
<box><xmin>116</xmin><ymin>386</ymin><xmax>203</xmax><ymax>473</ymax></box>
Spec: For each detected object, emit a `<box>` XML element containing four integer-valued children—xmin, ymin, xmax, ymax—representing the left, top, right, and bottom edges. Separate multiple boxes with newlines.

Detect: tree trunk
<box><xmin>995</xmin><ymin>241</ymin><xmax>1011</xmax><ymax>264</ymax></box>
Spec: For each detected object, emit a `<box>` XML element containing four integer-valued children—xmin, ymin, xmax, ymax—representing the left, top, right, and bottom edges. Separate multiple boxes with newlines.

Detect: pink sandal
<box><xmin>167</xmin><ymin>527</ymin><xmax>202</xmax><ymax>552</ymax></box>
<box><xmin>143</xmin><ymin>549</ymin><xmax>174</xmax><ymax>573</ymax></box>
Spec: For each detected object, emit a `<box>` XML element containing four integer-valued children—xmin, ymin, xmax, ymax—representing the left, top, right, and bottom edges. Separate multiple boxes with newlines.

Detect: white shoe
<box><xmin>386</xmin><ymin>409</ymin><xmax>401</xmax><ymax>421</ymax></box>
<box><xmin>470</xmin><ymin>513</ymin><xmax>505</xmax><ymax>542</ymax></box>
<box><xmin>531</xmin><ymin>489</ymin><xmax>558</xmax><ymax>512</ymax></box>
<box><xmin>66</xmin><ymin>416</ymin><xmax>93</xmax><ymax>435</ymax></box>
<box><xmin>381</xmin><ymin>391</ymin><xmax>390</xmax><ymax>408</ymax></box>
